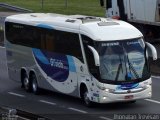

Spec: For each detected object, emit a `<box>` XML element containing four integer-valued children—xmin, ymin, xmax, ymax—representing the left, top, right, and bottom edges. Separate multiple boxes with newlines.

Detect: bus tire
<box><xmin>82</xmin><ymin>87</ymin><xmax>93</xmax><ymax>107</ymax></box>
<box><xmin>31</xmin><ymin>74</ymin><xmax>40</xmax><ymax>95</ymax></box>
<box><xmin>22</xmin><ymin>73</ymin><xmax>31</xmax><ymax>92</ymax></box>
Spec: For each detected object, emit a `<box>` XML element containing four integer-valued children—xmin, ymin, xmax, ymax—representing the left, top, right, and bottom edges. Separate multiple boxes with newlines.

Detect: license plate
<box><xmin>124</xmin><ymin>95</ymin><xmax>134</xmax><ymax>100</ymax></box>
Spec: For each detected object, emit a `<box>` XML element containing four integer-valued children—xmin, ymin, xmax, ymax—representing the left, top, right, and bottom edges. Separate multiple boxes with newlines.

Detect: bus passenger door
<box><xmin>79</xmin><ymin>34</ymin><xmax>99</xmax><ymax>97</ymax></box>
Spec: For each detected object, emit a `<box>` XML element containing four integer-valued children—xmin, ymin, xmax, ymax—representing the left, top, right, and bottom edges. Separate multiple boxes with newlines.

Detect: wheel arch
<box><xmin>20</xmin><ymin>68</ymin><xmax>28</xmax><ymax>85</ymax></box>
<box><xmin>80</xmin><ymin>82</ymin><xmax>88</xmax><ymax>99</ymax></box>
<box><xmin>29</xmin><ymin>69</ymin><xmax>38</xmax><ymax>82</ymax></box>
<box><xmin>21</xmin><ymin>67</ymin><xmax>28</xmax><ymax>76</ymax></box>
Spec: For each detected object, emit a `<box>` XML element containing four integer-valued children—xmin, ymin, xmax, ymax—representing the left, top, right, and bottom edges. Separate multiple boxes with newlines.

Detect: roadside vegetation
<box><xmin>0</xmin><ymin>0</ymin><xmax>105</xmax><ymax>16</ymax></box>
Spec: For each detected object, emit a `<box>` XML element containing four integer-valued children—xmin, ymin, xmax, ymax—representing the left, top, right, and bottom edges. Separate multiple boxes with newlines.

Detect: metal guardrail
<box><xmin>0</xmin><ymin>12</ymin><xmax>18</xmax><ymax>31</ymax></box>
<box><xmin>0</xmin><ymin>30</ymin><xmax>4</xmax><ymax>46</ymax></box>
<box><xmin>0</xmin><ymin>106</ymin><xmax>49</xmax><ymax>120</ymax></box>
<box><xmin>0</xmin><ymin>3</ymin><xmax>32</xmax><ymax>13</ymax></box>
<box><xmin>0</xmin><ymin>11</ymin><xmax>20</xmax><ymax>46</ymax></box>
<box><xmin>0</xmin><ymin>18</ymin><xmax>4</xmax><ymax>31</ymax></box>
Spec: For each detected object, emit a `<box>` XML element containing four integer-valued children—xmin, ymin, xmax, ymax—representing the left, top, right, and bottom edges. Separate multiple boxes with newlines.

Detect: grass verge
<box><xmin>0</xmin><ymin>0</ymin><xmax>105</xmax><ymax>16</ymax></box>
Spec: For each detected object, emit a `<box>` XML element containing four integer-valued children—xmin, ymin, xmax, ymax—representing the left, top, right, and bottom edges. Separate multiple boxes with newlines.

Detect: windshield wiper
<box><xmin>126</xmin><ymin>54</ymin><xmax>139</xmax><ymax>79</ymax></box>
<box><xmin>121</xmin><ymin>43</ymin><xmax>139</xmax><ymax>80</ymax></box>
<box><xmin>103</xmin><ymin>62</ymin><xmax>109</xmax><ymax>73</ymax></box>
<box><xmin>115</xmin><ymin>55</ymin><xmax>123</xmax><ymax>81</ymax></box>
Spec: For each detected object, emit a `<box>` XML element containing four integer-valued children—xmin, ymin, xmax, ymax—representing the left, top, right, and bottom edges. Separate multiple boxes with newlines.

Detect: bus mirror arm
<box><xmin>145</xmin><ymin>42</ymin><xmax>157</xmax><ymax>61</ymax></box>
<box><xmin>88</xmin><ymin>45</ymin><xmax>100</xmax><ymax>66</ymax></box>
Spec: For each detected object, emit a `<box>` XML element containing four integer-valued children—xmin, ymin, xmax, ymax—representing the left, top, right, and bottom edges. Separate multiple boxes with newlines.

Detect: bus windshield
<box><xmin>95</xmin><ymin>38</ymin><xmax>150</xmax><ymax>84</ymax></box>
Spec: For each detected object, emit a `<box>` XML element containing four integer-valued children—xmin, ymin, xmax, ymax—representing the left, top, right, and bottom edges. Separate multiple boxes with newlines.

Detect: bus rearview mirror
<box><xmin>145</xmin><ymin>42</ymin><xmax>157</xmax><ymax>61</ymax></box>
<box><xmin>88</xmin><ymin>45</ymin><xmax>100</xmax><ymax>66</ymax></box>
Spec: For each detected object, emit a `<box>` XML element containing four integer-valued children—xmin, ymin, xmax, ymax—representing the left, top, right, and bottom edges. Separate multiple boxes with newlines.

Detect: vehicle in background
<box><xmin>4</xmin><ymin>13</ymin><xmax>157</xmax><ymax>107</ymax></box>
<box><xmin>101</xmin><ymin>0</ymin><xmax>160</xmax><ymax>42</ymax></box>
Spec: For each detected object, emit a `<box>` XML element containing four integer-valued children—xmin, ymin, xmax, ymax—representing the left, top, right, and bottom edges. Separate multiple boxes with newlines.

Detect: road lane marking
<box><xmin>99</xmin><ymin>116</ymin><xmax>113</xmax><ymax>120</ymax></box>
<box><xmin>8</xmin><ymin>92</ymin><xmax>25</xmax><ymax>98</ymax></box>
<box><xmin>68</xmin><ymin>107</ymin><xmax>87</xmax><ymax>114</ymax></box>
<box><xmin>145</xmin><ymin>99</ymin><xmax>160</xmax><ymax>104</ymax></box>
<box><xmin>0</xmin><ymin>46</ymin><xmax>5</xmax><ymax>48</ymax></box>
<box><xmin>39</xmin><ymin>100</ymin><xmax>56</xmax><ymax>105</ymax></box>
<box><xmin>18</xmin><ymin>116</ymin><xmax>30</xmax><ymax>120</ymax></box>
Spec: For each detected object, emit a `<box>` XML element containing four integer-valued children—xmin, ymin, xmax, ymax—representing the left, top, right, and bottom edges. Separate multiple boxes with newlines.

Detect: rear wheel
<box><xmin>31</xmin><ymin>74</ymin><xmax>40</xmax><ymax>95</ymax></box>
<box><xmin>22</xmin><ymin>73</ymin><xmax>31</xmax><ymax>92</ymax></box>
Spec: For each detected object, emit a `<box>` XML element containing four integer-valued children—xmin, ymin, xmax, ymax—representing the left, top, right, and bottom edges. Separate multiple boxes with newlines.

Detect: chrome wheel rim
<box><xmin>32</xmin><ymin>80</ymin><xmax>37</xmax><ymax>92</ymax></box>
<box><xmin>84</xmin><ymin>92</ymin><xmax>90</xmax><ymax>105</ymax></box>
<box><xmin>24</xmin><ymin>77</ymin><xmax>29</xmax><ymax>90</ymax></box>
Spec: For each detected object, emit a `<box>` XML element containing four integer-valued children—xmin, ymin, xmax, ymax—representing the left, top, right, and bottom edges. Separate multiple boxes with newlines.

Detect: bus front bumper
<box><xmin>97</xmin><ymin>85</ymin><xmax>151</xmax><ymax>103</ymax></box>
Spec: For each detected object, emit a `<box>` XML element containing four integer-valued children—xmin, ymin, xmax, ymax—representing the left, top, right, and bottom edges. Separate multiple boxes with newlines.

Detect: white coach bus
<box><xmin>4</xmin><ymin>13</ymin><xmax>157</xmax><ymax>106</ymax></box>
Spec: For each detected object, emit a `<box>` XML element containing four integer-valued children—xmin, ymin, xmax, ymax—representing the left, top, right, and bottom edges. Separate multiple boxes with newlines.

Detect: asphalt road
<box><xmin>0</xmin><ymin>47</ymin><xmax>160</xmax><ymax>120</ymax></box>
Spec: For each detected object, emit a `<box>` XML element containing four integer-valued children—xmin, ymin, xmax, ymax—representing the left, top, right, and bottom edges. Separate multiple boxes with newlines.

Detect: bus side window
<box><xmin>39</xmin><ymin>28</ymin><xmax>55</xmax><ymax>52</ymax></box>
<box><xmin>55</xmin><ymin>30</ymin><xmax>84</xmax><ymax>63</ymax></box>
<box><xmin>5</xmin><ymin>22</ymin><xmax>83</xmax><ymax>63</ymax></box>
<box><xmin>40</xmin><ymin>30</ymin><xmax>46</xmax><ymax>50</ymax></box>
<box><xmin>45</xmin><ymin>31</ymin><xmax>55</xmax><ymax>52</ymax></box>
<box><xmin>5</xmin><ymin>22</ymin><xmax>34</xmax><ymax>47</ymax></box>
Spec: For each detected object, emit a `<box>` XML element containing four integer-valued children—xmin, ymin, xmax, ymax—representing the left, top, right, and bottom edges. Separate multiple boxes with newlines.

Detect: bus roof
<box><xmin>5</xmin><ymin>13</ymin><xmax>143</xmax><ymax>41</ymax></box>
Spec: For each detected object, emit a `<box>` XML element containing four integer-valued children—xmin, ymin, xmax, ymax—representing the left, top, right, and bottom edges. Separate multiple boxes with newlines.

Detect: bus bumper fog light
<box><xmin>103</xmin><ymin>96</ymin><xmax>107</xmax><ymax>100</ymax></box>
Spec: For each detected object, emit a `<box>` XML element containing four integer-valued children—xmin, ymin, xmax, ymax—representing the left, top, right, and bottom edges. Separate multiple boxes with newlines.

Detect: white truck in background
<box><xmin>100</xmin><ymin>0</ymin><xmax>160</xmax><ymax>42</ymax></box>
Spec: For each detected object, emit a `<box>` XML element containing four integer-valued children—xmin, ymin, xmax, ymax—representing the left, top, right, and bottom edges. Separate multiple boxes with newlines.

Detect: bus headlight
<box><xmin>105</xmin><ymin>89</ymin><xmax>109</xmax><ymax>92</ymax></box>
<box><xmin>109</xmin><ymin>89</ymin><xmax>115</xmax><ymax>93</ymax></box>
<box><xmin>105</xmin><ymin>88</ymin><xmax>115</xmax><ymax>93</ymax></box>
<box><xmin>144</xmin><ymin>84</ymin><xmax>151</xmax><ymax>89</ymax></box>
<box><xmin>96</xmin><ymin>84</ymin><xmax>115</xmax><ymax>93</ymax></box>
<box><xmin>96</xmin><ymin>84</ymin><xmax>106</xmax><ymax>90</ymax></box>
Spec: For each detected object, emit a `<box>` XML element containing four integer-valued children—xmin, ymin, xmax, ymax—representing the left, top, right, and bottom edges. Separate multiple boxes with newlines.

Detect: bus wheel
<box><xmin>23</xmin><ymin>73</ymin><xmax>31</xmax><ymax>92</ymax></box>
<box><xmin>83</xmin><ymin>89</ymin><xmax>93</xmax><ymax>107</ymax></box>
<box><xmin>31</xmin><ymin>74</ymin><xmax>40</xmax><ymax>95</ymax></box>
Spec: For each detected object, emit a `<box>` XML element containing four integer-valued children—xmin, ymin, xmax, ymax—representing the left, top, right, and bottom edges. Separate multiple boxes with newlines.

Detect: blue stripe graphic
<box><xmin>32</xmin><ymin>48</ymin><xmax>50</xmax><ymax>65</ymax></box>
<box><xmin>67</xmin><ymin>56</ymin><xmax>76</xmax><ymax>72</ymax></box>
<box><xmin>116</xmin><ymin>83</ymin><xmax>139</xmax><ymax>90</ymax></box>
<box><xmin>32</xmin><ymin>49</ymin><xmax>69</xmax><ymax>82</ymax></box>
<box><xmin>37</xmin><ymin>24</ymin><xmax>53</xmax><ymax>29</ymax></box>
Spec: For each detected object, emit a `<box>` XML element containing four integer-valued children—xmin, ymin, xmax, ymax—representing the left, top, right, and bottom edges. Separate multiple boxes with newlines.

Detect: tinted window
<box><xmin>5</xmin><ymin>22</ymin><xmax>40</xmax><ymax>48</ymax></box>
<box><xmin>5</xmin><ymin>22</ymin><xmax>83</xmax><ymax>62</ymax></box>
<box><xmin>82</xmin><ymin>35</ymin><xmax>100</xmax><ymax>78</ymax></box>
<box><xmin>55</xmin><ymin>31</ymin><xmax>83</xmax><ymax>62</ymax></box>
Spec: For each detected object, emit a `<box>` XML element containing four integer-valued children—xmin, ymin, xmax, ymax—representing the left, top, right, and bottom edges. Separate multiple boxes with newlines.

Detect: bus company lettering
<box><xmin>50</xmin><ymin>58</ymin><xmax>68</xmax><ymax>70</ymax></box>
